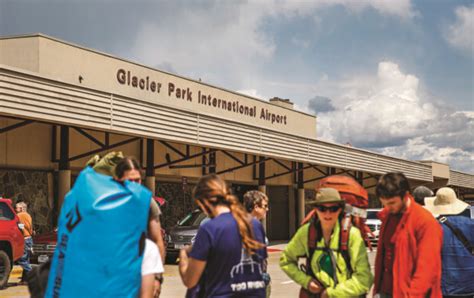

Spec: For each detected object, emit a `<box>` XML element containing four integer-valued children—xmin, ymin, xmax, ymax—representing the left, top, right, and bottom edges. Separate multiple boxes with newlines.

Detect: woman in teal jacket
<box><xmin>280</xmin><ymin>188</ymin><xmax>373</xmax><ymax>298</ymax></box>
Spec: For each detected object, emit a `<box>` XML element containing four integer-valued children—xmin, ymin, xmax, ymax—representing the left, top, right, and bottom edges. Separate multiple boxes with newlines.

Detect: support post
<box><xmin>209</xmin><ymin>152</ymin><xmax>216</xmax><ymax>174</ymax></box>
<box><xmin>297</xmin><ymin>162</ymin><xmax>305</xmax><ymax>225</ymax></box>
<box><xmin>58</xmin><ymin>125</ymin><xmax>70</xmax><ymax>209</ymax></box>
<box><xmin>145</xmin><ymin>139</ymin><xmax>156</xmax><ymax>195</ymax></box>
<box><xmin>258</xmin><ymin>156</ymin><xmax>267</xmax><ymax>232</ymax></box>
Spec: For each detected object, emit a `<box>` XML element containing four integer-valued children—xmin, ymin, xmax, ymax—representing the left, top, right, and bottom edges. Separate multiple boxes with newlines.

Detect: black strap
<box><xmin>307</xmin><ymin>216</ymin><xmax>352</xmax><ymax>285</ymax></box>
<box><xmin>306</xmin><ymin>216</ymin><xmax>318</xmax><ymax>279</ymax></box>
<box><xmin>439</xmin><ymin>217</ymin><xmax>474</xmax><ymax>255</ymax></box>
<box><xmin>341</xmin><ymin>249</ymin><xmax>352</xmax><ymax>276</ymax></box>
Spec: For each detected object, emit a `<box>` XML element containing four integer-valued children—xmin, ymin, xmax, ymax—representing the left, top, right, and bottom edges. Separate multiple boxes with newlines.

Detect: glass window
<box><xmin>0</xmin><ymin>202</ymin><xmax>15</xmax><ymax>220</ymax></box>
<box><xmin>178</xmin><ymin>210</ymin><xmax>208</xmax><ymax>227</ymax></box>
<box><xmin>367</xmin><ymin>210</ymin><xmax>379</xmax><ymax>220</ymax></box>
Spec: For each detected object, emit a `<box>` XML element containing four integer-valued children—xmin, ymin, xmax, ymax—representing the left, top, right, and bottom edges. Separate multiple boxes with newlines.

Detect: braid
<box><xmin>226</xmin><ymin>194</ymin><xmax>265</xmax><ymax>255</ymax></box>
<box><xmin>193</xmin><ymin>174</ymin><xmax>265</xmax><ymax>255</ymax></box>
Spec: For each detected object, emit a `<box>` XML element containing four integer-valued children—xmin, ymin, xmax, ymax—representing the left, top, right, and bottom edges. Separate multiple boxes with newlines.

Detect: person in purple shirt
<box><xmin>179</xmin><ymin>174</ymin><xmax>267</xmax><ymax>298</ymax></box>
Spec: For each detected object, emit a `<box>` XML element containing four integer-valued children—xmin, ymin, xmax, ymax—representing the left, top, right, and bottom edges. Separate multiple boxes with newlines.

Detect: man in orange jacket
<box><xmin>373</xmin><ymin>172</ymin><xmax>443</xmax><ymax>298</ymax></box>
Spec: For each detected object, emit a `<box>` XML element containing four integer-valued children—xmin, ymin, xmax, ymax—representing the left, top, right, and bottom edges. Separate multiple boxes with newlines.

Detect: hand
<box><xmin>308</xmin><ymin>280</ymin><xmax>323</xmax><ymax>294</ymax></box>
<box><xmin>183</xmin><ymin>244</ymin><xmax>193</xmax><ymax>254</ymax></box>
<box><xmin>321</xmin><ymin>290</ymin><xmax>329</xmax><ymax>298</ymax></box>
<box><xmin>179</xmin><ymin>248</ymin><xmax>189</xmax><ymax>263</ymax></box>
<box><xmin>179</xmin><ymin>248</ymin><xmax>189</xmax><ymax>276</ymax></box>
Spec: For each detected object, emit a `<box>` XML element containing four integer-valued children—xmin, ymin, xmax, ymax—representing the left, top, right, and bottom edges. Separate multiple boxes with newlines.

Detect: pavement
<box><xmin>0</xmin><ymin>243</ymin><xmax>377</xmax><ymax>297</ymax></box>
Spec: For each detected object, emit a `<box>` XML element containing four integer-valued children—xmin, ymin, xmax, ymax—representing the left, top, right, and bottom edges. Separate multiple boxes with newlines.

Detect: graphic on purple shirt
<box><xmin>189</xmin><ymin>212</ymin><xmax>267</xmax><ymax>297</ymax></box>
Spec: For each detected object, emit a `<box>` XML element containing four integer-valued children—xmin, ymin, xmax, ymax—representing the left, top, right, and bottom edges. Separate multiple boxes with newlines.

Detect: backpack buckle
<box><xmin>439</xmin><ymin>216</ymin><xmax>447</xmax><ymax>223</ymax></box>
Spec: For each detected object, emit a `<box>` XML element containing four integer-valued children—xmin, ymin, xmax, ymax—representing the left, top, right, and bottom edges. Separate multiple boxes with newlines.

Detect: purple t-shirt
<box><xmin>189</xmin><ymin>212</ymin><xmax>267</xmax><ymax>298</ymax></box>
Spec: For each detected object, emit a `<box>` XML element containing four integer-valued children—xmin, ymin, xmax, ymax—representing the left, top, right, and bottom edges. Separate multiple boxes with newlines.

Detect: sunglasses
<box><xmin>128</xmin><ymin>178</ymin><xmax>141</xmax><ymax>183</ymax></box>
<box><xmin>315</xmin><ymin>205</ymin><xmax>342</xmax><ymax>213</ymax></box>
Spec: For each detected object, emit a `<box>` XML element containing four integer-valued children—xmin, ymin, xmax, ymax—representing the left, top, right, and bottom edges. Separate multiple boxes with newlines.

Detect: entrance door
<box><xmin>267</xmin><ymin>186</ymin><xmax>289</xmax><ymax>240</ymax></box>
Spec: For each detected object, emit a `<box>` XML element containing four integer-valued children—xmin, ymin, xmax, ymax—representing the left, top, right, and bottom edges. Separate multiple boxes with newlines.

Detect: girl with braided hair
<box><xmin>179</xmin><ymin>174</ymin><xmax>267</xmax><ymax>297</ymax></box>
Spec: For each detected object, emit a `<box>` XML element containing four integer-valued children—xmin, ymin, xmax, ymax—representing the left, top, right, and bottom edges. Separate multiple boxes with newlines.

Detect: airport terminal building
<box><xmin>1</xmin><ymin>34</ymin><xmax>473</xmax><ymax>239</ymax></box>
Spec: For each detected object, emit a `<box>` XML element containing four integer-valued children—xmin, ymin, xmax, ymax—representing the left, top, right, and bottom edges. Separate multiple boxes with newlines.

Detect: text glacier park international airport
<box><xmin>117</xmin><ymin>68</ymin><xmax>288</xmax><ymax>125</ymax></box>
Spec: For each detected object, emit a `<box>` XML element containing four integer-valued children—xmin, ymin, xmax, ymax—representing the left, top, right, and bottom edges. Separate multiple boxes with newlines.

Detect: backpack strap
<box><xmin>306</xmin><ymin>215</ymin><xmax>318</xmax><ymax>279</ymax></box>
<box><xmin>439</xmin><ymin>217</ymin><xmax>474</xmax><ymax>255</ymax></box>
<box><xmin>339</xmin><ymin>214</ymin><xmax>353</xmax><ymax>276</ymax></box>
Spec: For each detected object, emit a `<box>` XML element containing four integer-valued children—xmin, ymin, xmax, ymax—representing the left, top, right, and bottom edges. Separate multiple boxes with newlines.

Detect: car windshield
<box><xmin>367</xmin><ymin>210</ymin><xmax>379</xmax><ymax>220</ymax></box>
<box><xmin>178</xmin><ymin>211</ymin><xmax>207</xmax><ymax>227</ymax></box>
<box><xmin>0</xmin><ymin>202</ymin><xmax>15</xmax><ymax>220</ymax></box>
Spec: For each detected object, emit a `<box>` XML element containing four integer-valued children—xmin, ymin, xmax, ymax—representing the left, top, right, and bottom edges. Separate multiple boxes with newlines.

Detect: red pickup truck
<box><xmin>0</xmin><ymin>198</ymin><xmax>25</xmax><ymax>288</ymax></box>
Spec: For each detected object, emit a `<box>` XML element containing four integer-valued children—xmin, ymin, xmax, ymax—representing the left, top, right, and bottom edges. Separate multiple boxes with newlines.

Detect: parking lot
<box><xmin>1</xmin><ymin>243</ymin><xmax>377</xmax><ymax>297</ymax></box>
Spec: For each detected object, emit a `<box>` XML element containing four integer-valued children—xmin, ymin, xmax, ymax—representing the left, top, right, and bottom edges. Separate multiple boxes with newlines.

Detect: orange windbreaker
<box><xmin>374</xmin><ymin>195</ymin><xmax>443</xmax><ymax>298</ymax></box>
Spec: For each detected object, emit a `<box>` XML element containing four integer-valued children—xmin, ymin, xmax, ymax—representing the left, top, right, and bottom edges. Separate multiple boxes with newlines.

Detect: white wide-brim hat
<box><xmin>424</xmin><ymin>187</ymin><xmax>469</xmax><ymax>217</ymax></box>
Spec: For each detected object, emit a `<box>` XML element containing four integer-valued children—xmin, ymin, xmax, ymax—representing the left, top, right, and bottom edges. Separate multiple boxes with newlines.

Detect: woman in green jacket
<box><xmin>280</xmin><ymin>188</ymin><xmax>373</xmax><ymax>298</ymax></box>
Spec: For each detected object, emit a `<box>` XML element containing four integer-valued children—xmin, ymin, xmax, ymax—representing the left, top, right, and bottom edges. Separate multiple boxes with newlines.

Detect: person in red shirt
<box><xmin>373</xmin><ymin>172</ymin><xmax>443</xmax><ymax>298</ymax></box>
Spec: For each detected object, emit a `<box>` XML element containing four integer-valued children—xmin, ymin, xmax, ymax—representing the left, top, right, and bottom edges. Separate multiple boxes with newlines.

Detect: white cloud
<box><xmin>311</xmin><ymin>61</ymin><xmax>473</xmax><ymax>173</ymax></box>
<box><xmin>129</xmin><ymin>1</ymin><xmax>417</xmax><ymax>90</ymax></box>
<box><xmin>131</xmin><ymin>2</ymin><xmax>275</xmax><ymax>88</ymax></box>
<box><xmin>273</xmin><ymin>0</ymin><xmax>416</xmax><ymax>20</ymax></box>
<box><xmin>236</xmin><ymin>89</ymin><xmax>265</xmax><ymax>100</ymax></box>
<box><xmin>379</xmin><ymin>138</ymin><xmax>473</xmax><ymax>174</ymax></box>
<box><xmin>444</xmin><ymin>6</ymin><xmax>474</xmax><ymax>56</ymax></box>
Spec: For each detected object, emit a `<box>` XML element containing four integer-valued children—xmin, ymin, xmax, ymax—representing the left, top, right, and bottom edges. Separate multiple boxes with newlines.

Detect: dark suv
<box><xmin>165</xmin><ymin>209</ymin><xmax>208</xmax><ymax>262</ymax></box>
<box><xmin>0</xmin><ymin>198</ymin><xmax>25</xmax><ymax>288</ymax></box>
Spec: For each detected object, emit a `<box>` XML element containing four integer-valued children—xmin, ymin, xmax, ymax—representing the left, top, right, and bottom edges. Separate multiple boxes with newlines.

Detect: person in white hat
<box><xmin>424</xmin><ymin>187</ymin><xmax>474</xmax><ymax>297</ymax></box>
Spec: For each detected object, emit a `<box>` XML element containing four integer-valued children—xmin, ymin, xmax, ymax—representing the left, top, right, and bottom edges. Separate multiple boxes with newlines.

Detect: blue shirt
<box><xmin>189</xmin><ymin>212</ymin><xmax>267</xmax><ymax>298</ymax></box>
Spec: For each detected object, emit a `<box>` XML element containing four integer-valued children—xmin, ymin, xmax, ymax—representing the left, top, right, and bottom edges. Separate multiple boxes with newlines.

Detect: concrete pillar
<box><xmin>58</xmin><ymin>170</ymin><xmax>71</xmax><ymax>208</ymax></box>
<box><xmin>145</xmin><ymin>176</ymin><xmax>156</xmax><ymax>195</ymax></box>
<box><xmin>298</xmin><ymin>188</ymin><xmax>305</xmax><ymax>224</ymax></box>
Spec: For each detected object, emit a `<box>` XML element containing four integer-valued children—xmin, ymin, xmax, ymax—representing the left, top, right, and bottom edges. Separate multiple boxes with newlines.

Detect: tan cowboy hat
<box><xmin>424</xmin><ymin>187</ymin><xmax>469</xmax><ymax>216</ymax></box>
<box><xmin>306</xmin><ymin>188</ymin><xmax>344</xmax><ymax>205</ymax></box>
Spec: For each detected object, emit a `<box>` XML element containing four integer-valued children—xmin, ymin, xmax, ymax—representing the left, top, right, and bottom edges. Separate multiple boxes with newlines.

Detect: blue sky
<box><xmin>1</xmin><ymin>0</ymin><xmax>472</xmax><ymax>173</ymax></box>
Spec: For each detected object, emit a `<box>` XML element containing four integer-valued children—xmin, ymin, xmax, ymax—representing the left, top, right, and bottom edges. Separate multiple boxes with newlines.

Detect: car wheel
<box><xmin>0</xmin><ymin>250</ymin><xmax>12</xmax><ymax>289</ymax></box>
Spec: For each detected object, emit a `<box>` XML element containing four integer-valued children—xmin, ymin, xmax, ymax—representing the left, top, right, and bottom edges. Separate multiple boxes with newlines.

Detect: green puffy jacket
<box><xmin>280</xmin><ymin>221</ymin><xmax>373</xmax><ymax>297</ymax></box>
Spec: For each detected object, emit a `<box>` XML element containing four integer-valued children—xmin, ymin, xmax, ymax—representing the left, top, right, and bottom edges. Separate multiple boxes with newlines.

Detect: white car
<box><xmin>366</xmin><ymin>208</ymin><xmax>382</xmax><ymax>247</ymax></box>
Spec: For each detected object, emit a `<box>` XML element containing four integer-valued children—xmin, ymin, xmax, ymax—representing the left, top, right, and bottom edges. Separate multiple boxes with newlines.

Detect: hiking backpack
<box><xmin>301</xmin><ymin>175</ymin><xmax>372</xmax><ymax>275</ymax></box>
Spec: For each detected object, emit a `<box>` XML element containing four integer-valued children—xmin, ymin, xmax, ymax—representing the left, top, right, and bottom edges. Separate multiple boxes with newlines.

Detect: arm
<box><xmin>149</xmin><ymin>219</ymin><xmax>166</xmax><ymax>261</ymax></box>
<box><xmin>149</xmin><ymin>200</ymin><xmax>166</xmax><ymax>261</ymax></box>
<box><xmin>279</xmin><ymin>224</ymin><xmax>313</xmax><ymax>290</ymax></box>
<box><xmin>179</xmin><ymin>248</ymin><xmax>206</xmax><ymax>288</ymax></box>
<box><xmin>326</xmin><ymin>228</ymin><xmax>373</xmax><ymax>297</ymax></box>
<box><xmin>179</xmin><ymin>225</ymin><xmax>211</xmax><ymax>288</ymax></box>
<box><xmin>408</xmin><ymin>218</ymin><xmax>443</xmax><ymax>296</ymax></box>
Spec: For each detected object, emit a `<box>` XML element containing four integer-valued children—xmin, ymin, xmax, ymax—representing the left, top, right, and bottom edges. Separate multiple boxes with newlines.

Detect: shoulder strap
<box><xmin>306</xmin><ymin>215</ymin><xmax>318</xmax><ymax>279</ymax></box>
<box><xmin>439</xmin><ymin>217</ymin><xmax>474</xmax><ymax>255</ymax></box>
<box><xmin>339</xmin><ymin>214</ymin><xmax>353</xmax><ymax>276</ymax></box>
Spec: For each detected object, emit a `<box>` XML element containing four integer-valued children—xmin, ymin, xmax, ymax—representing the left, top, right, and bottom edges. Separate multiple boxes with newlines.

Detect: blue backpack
<box><xmin>45</xmin><ymin>167</ymin><xmax>150</xmax><ymax>298</ymax></box>
<box><xmin>438</xmin><ymin>214</ymin><xmax>474</xmax><ymax>296</ymax></box>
